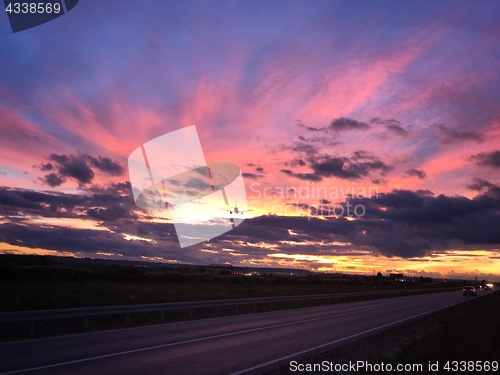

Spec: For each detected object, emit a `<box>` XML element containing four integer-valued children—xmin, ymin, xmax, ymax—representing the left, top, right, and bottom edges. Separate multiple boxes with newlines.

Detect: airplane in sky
<box><xmin>222</xmin><ymin>202</ymin><xmax>252</xmax><ymax>215</ymax></box>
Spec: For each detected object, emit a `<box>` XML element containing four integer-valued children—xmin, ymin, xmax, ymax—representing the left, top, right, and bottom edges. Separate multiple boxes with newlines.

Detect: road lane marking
<box><xmin>0</xmin><ymin>304</ymin><xmax>392</xmax><ymax>374</ymax></box>
<box><xmin>230</xmin><ymin>300</ymin><xmax>464</xmax><ymax>375</ymax></box>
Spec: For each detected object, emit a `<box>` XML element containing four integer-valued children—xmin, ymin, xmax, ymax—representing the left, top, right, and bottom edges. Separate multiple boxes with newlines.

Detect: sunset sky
<box><xmin>1</xmin><ymin>1</ymin><xmax>499</xmax><ymax>281</ymax></box>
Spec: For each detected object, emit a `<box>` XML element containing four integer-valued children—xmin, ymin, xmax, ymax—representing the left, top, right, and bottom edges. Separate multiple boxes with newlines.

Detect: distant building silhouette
<box><xmin>390</xmin><ymin>273</ymin><xmax>405</xmax><ymax>282</ymax></box>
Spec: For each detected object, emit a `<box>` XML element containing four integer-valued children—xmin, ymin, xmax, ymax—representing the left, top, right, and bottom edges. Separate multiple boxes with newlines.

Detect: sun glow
<box><xmin>123</xmin><ymin>234</ymin><xmax>155</xmax><ymax>242</ymax></box>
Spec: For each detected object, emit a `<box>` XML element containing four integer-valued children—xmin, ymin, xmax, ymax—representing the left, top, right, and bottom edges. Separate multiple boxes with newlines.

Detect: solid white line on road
<box><xmin>230</xmin><ymin>300</ymin><xmax>464</xmax><ymax>375</ymax></box>
<box><xmin>0</xmin><ymin>304</ymin><xmax>392</xmax><ymax>374</ymax></box>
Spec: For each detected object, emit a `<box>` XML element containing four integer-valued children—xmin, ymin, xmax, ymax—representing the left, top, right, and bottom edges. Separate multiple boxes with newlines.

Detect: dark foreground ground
<box><xmin>0</xmin><ymin>254</ymin><xmax>483</xmax><ymax>341</ymax></box>
<box><xmin>0</xmin><ymin>291</ymin><xmax>476</xmax><ymax>375</ymax></box>
<box><xmin>0</xmin><ymin>254</ymin><xmax>461</xmax><ymax>312</ymax></box>
<box><xmin>270</xmin><ymin>291</ymin><xmax>500</xmax><ymax>374</ymax></box>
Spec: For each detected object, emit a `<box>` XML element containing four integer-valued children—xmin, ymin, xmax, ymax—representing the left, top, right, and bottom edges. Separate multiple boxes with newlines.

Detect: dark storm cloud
<box><xmin>242</xmin><ymin>166</ymin><xmax>265</xmax><ymax>179</ymax></box>
<box><xmin>280</xmin><ymin>169</ymin><xmax>323</xmax><ymax>181</ymax></box>
<box><xmin>0</xmin><ymin>222</ymin><xmax>191</xmax><ymax>261</ymax></box>
<box><xmin>452</xmin><ymin>210</ymin><xmax>499</xmax><ymax>244</ymax></box>
<box><xmin>282</xmin><ymin>136</ymin><xmax>340</xmax><ymax>170</ymax></box>
<box><xmin>87</xmin><ymin>205</ymin><xmax>136</xmax><ymax>222</ymax></box>
<box><xmin>220</xmin><ymin>215</ymin><xmax>351</xmax><ymax>244</ymax></box>
<box><xmin>38</xmin><ymin>152</ymin><xmax>124</xmax><ymax>186</ymax></box>
<box><xmin>406</xmin><ymin>169</ymin><xmax>426</xmax><ymax>179</ymax></box>
<box><xmin>369</xmin><ymin>118</ymin><xmax>408</xmax><ymax>136</ymax></box>
<box><xmin>386</xmin><ymin>124</ymin><xmax>408</xmax><ymax>136</ymax></box>
<box><xmin>296</xmin><ymin>120</ymin><xmax>325</xmax><ymax>132</ymax></box>
<box><xmin>416</xmin><ymin>189</ymin><xmax>435</xmax><ymax>197</ymax></box>
<box><xmin>281</xmin><ymin>147</ymin><xmax>392</xmax><ymax>182</ymax></box>
<box><xmin>213</xmin><ymin>186</ymin><xmax>500</xmax><ymax>259</ymax></box>
<box><xmin>217</xmin><ymin>217</ymin><xmax>293</xmax><ymax>243</ymax></box>
<box><xmin>242</xmin><ymin>172</ymin><xmax>263</xmax><ymax>180</ymax></box>
<box><xmin>292</xmin><ymin>173</ymin><xmax>323</xmax><ymax>182</ymax></box>
<box><xmin>466</xmin><ymin>178</ymin><xmax>500</xmax><ymax>199</ymax></box>
<box><xmin>470</xmin><ymin>150</ymin><xmax>500</xmax><ymax>169</ymax></box>
<box><xmin>0</xmin><ymin>223</ymin><xmax>148</xmax><ymax>255</ymax></box>
<box><xmin>310</xmin><ymin>157</ymin><xmax>359</xmax><ymax>179</ymax></box>
<box><xmin>42</xmin><ymin>172</ymin><xmax>64</xmax><ymax>187</ymax></box>
<box><xmin>39</xmin><ymin>163</ymin><xmax>54</xmax><ymax>171</ymax></box>
<box><xmin>0</xmin><ymin>188</ymin><xmax>48</xmax><ymax>211</ymax></box>
<box><xmin>1</xmin><ymin>183</ymin><xmax>498</xmax><ymax>261</ymax></box>
<box><xmin>287</xmin><ymin>141</ymin><xmax>319</xmax><ymax>156</ymax></box>
<box><xmin>90</xmin><ymin>181</ymin><xmax>134</xmax><ymax>196</ymax></box>
<box><xmin>135</xmin><ymin>222</ymin><xmax>177</xmax><ymax>241</ymax></box>
<box><xmin>351</xmin><ymin>220</ymin><xmax>432</xmax><ymax>258</ymax></box>
<box><xmin>310</xmin><ymin>154</ymin><xmax>393</xmax><ymax>180</ymax></box>
<box><xmin>438</xmin><ymin>125</ymin><xmax>484</xmax><ymax>144</ymax></box>
<box><xmin>468</xmin><ymin>178</ymin><xmax>494</xmax><ymax>191</ymax></box>
<box><xmin>87</xmin><ymin>155</ymin><xmax>124</xmax><ymax>176</ymax></box>
<box><xmin>49</xmin><ymin>153</ymin><xmax>94</xmax><ymax>185</ymax></box>
<box><xmin>302</xmin><ymin>125</ymin><xmax>325</xmax><ymax>132</ymax></box>
<box><xmin>351</xmin><ymin>150</ymin><xmax>371</xmax><ymax>160</ymax></box>
<box><xmin>0</xmin><ymin>183</ymin><xmax>138</xmax><ymax>222</ymax></box>
<box><xmin>0</xmin><ymin>184</ymin><xmax>206</xmax><ymax>260</ymax></box>
<box><xmin>292</xmin><ymin>159</ymin><xmax>306</xmax><ymax>167</ymax></box>
<box><xmin>345</xmin><ymin>188</ymin><xmax>500</xmax><ymax>251</ymax></box>
<box><xmin>329</xmin><ymin>117</ymin><xmax>369</xmax><ymax>132</ymax></box>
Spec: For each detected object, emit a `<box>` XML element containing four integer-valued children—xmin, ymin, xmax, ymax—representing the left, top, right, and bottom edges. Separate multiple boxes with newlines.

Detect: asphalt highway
<box><xmin>0</xmin><ymin>290</ymin><xmax>478</xmax><ymax>375</ymax></box>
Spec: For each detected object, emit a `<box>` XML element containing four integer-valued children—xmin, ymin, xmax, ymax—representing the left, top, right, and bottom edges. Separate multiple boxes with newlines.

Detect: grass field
<box><xmin>392</xmin><ymin>291</ymin><xmax>500</xmax><ymax>363</ymax></box>
<box><xmin>0</xmin><ymin>255</ymin><xmax>466</xmax><ymax>341</ymax></box>
<box><xmin>0</xmin><ymin>255</ymin><xmax>466</xmax><ymax>312</ymax></box>
<box><xmin>0</xmin><ymin>279</ymin><xmax>456</xmax><ymax>312</ymax></box>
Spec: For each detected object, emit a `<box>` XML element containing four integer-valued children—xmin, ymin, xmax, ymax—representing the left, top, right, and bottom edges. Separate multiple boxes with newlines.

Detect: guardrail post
<box><xmin>30</xmin><ymin>321</ymin><xmax>36</xmax><ymax>337</ymax></box>
<box><xmin>83</xmin><ymin>316</ymin><xmax>89</xmax><ymax>331</ymax></box>
<box><xmin>160</xmin><ymin>311</ymin><xmax>165</xmax><ymax>321</ymax></box>
<box><xmin>190</xmin><ymin>309</ymin><xmax>194</xmax><ymax>318</ymax></box>
<box><xmin>125</xmin><ymin>314</ymin><xmax>130</xmax><ymax>326</ymax></box>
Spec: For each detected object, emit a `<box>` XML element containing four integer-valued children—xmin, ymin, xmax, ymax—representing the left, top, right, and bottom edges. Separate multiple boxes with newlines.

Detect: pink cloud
<box><xmin>0</xmin><ymin>106</ymin><xmax>64</xmax><ymax>170</ymax></box>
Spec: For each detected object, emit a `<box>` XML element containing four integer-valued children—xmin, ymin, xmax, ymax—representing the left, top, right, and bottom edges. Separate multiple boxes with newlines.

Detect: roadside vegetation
<box><xmin>272</xmin><ymin>290</ymin><xmax>500</xmax><ymax>374</ymax></box>
<box><xmin>0</xmin><ymin>254</ymin><xmax>484</xmax><ymax>341</ymax></box>
<box><xmin>0</xmin><ymin>254</ymin><xmax>459</xmax><ymax>312</ymax></box>
<box><xmin>392</xmin><ymin>290</ymin><xmax>500</xmax><ymax>364</ymax></box>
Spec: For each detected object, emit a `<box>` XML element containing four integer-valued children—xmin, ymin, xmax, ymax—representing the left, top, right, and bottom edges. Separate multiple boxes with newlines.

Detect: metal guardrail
<box><xmin>0</xmin><ymin>287</ymin><xmax>459</xmax><ymax>328</ymax></box>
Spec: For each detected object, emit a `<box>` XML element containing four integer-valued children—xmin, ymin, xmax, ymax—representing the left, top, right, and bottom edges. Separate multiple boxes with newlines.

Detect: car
<box><xmin>485</xmin><ymin>283</ymin><xmax>494</xmax><ymax>291</ymax></box>
<box><xmin>462</xmin><ymin>286</ymin><xmax>477</xmax><ymax>296</ymax></box>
